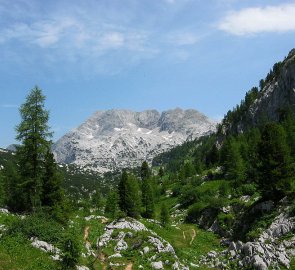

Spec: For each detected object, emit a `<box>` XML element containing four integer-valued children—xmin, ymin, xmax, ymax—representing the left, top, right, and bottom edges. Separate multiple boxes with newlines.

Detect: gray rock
<box><xmin>143</xmin><ymin>246</ymin><xmax>150</xmax><ymax>254</ymax></box>
<box><xmin>252</xmin><ymin>255</ymin><xmax>267</xmax><ymax>270</ymax></box>
<box><xmin>151</xmin><ymin>261</ymin><xmax>164</xmax><ymax>269</ymax></box>
<box><xmin>114</xmin><ymin>239</ymin><xmax>128</xmax><ymax>252</ymax></box>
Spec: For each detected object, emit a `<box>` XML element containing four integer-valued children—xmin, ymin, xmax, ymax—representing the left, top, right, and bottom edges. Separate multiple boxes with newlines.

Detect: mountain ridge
<box><xmin>53</xmin><ymin>108</ymin><xmax>216</xmax><ymax>172</ymax></box>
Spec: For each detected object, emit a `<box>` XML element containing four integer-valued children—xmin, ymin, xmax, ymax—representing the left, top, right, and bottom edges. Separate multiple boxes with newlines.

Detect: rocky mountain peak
<box><xmin>53</xmin><ymin>108</ymin><xmax>216</xmax><ymax>173</ymax></box>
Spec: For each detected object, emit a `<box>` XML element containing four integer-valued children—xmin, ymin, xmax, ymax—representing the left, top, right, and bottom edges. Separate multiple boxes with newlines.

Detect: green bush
<box><xmin>186</xmin><ymin>202</ymin><xmax>208</xmax><ymax>223</ymax></box>
<box><xmin>217</xmin><ymin>213</ymin><xmax>234</xmax><ymax>230</ymax></box>
<box><xmin>7</xmin><ymin>211</ymin><xmax>63</xmax><ymax>244</ymax></box>
<box><xmin>237</xmin><ymin>183</ymin><xmax>257</xmax><ymax>196</ymax></box>
<box><xmin>60</xmin><ymin>231</ymin><xmax>81</xmax><ymax>270</ymax></box>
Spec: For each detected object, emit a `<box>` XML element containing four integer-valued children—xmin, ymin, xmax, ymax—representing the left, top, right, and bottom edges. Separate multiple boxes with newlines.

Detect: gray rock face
<box><xmin>53</xmin><ymin>108</ymin><xmax>216</xmax><ymax>172</ymax></box>
<box><xmin>222</xmin><ymin>49</ymin><xmax>295</xmax><ymax>134</ymax></box>
<box><xmin>199</xmin><ymin>208</ymin><xmax>295</xmax><ymax>269</ymax></box>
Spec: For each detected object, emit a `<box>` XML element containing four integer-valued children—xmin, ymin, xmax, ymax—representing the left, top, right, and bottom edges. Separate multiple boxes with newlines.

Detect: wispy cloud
<box><xmin>167</xmin><ymin>32</ymin><xmax>200</xmax><ymax>46</ymax></box>
<box><xmin>218</xmin><ymin>3</ymin><xmax>295</xmax><ymax>35</ymax></box>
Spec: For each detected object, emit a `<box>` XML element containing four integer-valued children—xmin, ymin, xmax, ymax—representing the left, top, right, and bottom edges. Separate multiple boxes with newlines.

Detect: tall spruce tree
<box><xmin>140</xmin><ymin>161</ymin><xmax>151</xmax><ymax>180</ymax></box>
<box><xmin>42</xmin><ymin>150</ymin><xmax>63</xmax><ymax>207</ymax></box>
<box><xmin>2</xmin><ymin>161</ymin><xmax>24</xmax><ymax>211</ymax></box>
<box><xmin>118</xmin><ymin>171</ymin><xmax>141</xmax><ymax>218</ymax></box>
<box><xmin>15</xmin><ymin>86</ymin><xmax>62</xmax><ymax>212</ymax></box>
<box><xmin>142</xmin><ymin>178</ymin><xmax>155</xmax><ymax>218</ymax></box>
<box><xmin>221</xmin><ymin>137</ymin><xmax>245</xmax><ymax>183</ymax></box>
<box><xmin>105</xmin><ymin>190</ymin><xmax>119</xmax><ymax>218</ymax></box>
<box><xmin>125</xmin><ymin>174</ymin><xmax>141</xmax><ymax>218</ymax></box>
<box><xmin>118</xmin><ymin>170</ymin><xmax>128</xmax><ymax>213</ymax></box>
<box><xmin>141</xmin><ymin>161</ymin><xmax>155</xmax><ymax>218</ymax></box>
<box><xmin>257</xmin><ymin>123</ymin><xmax>293</xmax><ymax>197</ymax></box>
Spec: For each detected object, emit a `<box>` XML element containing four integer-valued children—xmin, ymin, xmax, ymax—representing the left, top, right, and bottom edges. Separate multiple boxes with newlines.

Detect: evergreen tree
<box><xmin>42</xmin><ymin>150</ymin><xmax>63</xmax><ymax>207</ymax></box>
<box><xmin>142</xmin><ymin>178</ymin><xmax>155</xmax><ymax>218</ymax></box>
<box><xmin>160</xmin><ymin>203</ymin><xmax>170</xmax><ymax>227</ymax></box>
<box><xmin>245</xmin><ymin>128</ymin><xmax>261</xmax><ymax>181</ymax></box>
<box><xmin>140</xmin><ymin>161</ymin><xmax>151</xmax><ymax>180</ymax></box>
<box><xmin>159</xmin><ymin>166</ymin><xmax>164</xmax><ymax>179</ymax></box>
<box><xmin>125</xmin><ymin>174</ymin><xmax>141</xmax><ymax>218</ymax></box>
<box><xmin>60</xmin><ymin>231</ymin><xmax>81</xmax><ymax>269</ymax></box>
<box><xmin>257</xmin><ymin>123</ymin><xmax>293</xmax><ymax>196</ymax></box>
<box><xmin>118</xmin><ymin>170</ymin><xmax>128</xmax><ymax>213</ymax></box>
<box><xmin>105</xmin><ymin>190</ymin><xmax>119</xmax><ymax>218</ymax></box>
<box><xmin>15</xmin><ymin>86</ymin><xmax>52</xmax><ymax>211</ymax></box>
<box><xmin>183</xmin><ymin>161</ymin><xmax>196</xmax><ymax>178</ymax></box>
<box><xmin>2</xmin><ymin>161</ymin><xmax>24</xmax><ymax>211</ymax></box>
<box><xmin>141</xmin><ymin>161</ymin><xmax>155</xmax><ymax>218</ymax></box>
<box><xmin>221</xmin><ymin>137</ymin><xmax>245</xmax><ymax>183</ymax></box>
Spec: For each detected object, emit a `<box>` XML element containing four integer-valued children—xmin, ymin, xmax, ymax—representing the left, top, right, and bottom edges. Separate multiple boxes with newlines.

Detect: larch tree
<box><xmin>15</xmin><ymin>86</ymin><xmax>61</xmax><ymax>211</ymax></box>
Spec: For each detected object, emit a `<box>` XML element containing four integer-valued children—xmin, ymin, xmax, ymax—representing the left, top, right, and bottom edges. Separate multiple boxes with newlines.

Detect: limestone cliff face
<box><xmin>52</xmin><ymin>108</ymin><xmax>216</xmax><ymax>173</ymax></box>
<box><xmin>221</xmin><ymin>49</ymin><xmax>295</xmax><ymax>135</ymax></box>
<box><xmin>251</xmin><ymin>49</ymin><xmax>295</xmax><ymax>123</ymax></box>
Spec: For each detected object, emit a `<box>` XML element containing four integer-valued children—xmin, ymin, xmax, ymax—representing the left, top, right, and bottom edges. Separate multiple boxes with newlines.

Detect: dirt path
<box><xmin>190</xmin><ymin>228</ymin><xmax>196</xmax><ymax>245</ymax></box>
<box><xmin>125</xmin><ymin>262</ymin><xmax>133</xmax><ymax>270</ymax></box>
<box><xmin>84</xmin><ymin>226</ymin><xmax>90</xmax><ymax>243</ymax></box>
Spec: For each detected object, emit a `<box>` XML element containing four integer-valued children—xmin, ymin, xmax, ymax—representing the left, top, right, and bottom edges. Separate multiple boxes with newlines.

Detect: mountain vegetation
<box><xmin>1</xmin><ymin>49</ymin><xmax>295</xmax><ymax>269</ymax></box>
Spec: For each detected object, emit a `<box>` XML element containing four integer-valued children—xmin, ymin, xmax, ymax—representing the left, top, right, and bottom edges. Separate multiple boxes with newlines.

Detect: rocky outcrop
<box><xmin>221</xmin><ymin>49</ymin><xmax>295</xmax><ymax>135</ymax></box>
<box><xmin>30</xmin><ymin>237</ymin><xmax>61</xmax><ymax>261</ymax></box>
<box><xmin>96</xmin><ymin>218</ymin><xmax>188</xmax><ymax>269</ymax></box>
<box><xmin>53</xmin><ymin>108</ymin><xmax>216</xmax><ymax>173</ymax></box>
<box><xmin>199</xmin><ymin>210</ymin><xmax>295</xmax><ymax>269</ymax></box>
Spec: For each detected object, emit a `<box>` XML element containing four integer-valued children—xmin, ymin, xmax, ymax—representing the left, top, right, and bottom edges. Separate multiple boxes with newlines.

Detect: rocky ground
<box><xmin>199</xmin><ymin>203</ymin><xmax>295</xmax><ymax>269</ymax></box>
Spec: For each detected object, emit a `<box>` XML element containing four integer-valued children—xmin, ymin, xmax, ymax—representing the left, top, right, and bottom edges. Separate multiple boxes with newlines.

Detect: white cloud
<box><xmin>218</xmin><ymin>3</ymin><xmax>295</xmax><ymax>35</ymax></box>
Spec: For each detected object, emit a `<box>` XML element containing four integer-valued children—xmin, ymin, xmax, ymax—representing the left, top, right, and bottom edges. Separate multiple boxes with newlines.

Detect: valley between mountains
<box><xmin>1</xmin><ymin>50</ymin><xmax>295</xmax><ymax>270</ymax></box>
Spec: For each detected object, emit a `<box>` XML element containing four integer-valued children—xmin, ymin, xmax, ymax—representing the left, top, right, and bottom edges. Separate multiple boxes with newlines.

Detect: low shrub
<box><xmin>7</xmin><ymin>211</ymin><xmax>64</xmax><ymax>244</ymax></box>
<box><xmin>186</xmin><ymin>202</ymin><xmax>208</xmax><ymax>223</ymax></box>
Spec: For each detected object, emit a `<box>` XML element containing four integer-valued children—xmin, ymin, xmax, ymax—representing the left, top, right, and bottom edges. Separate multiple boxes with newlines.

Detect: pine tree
<box><xmin>158</xmin><ymin>167</ymin><xmax>164</xmax><ymax>179</ymax></box>
<box><xmin>105</xmin><ymin>190</ymin><xmax>119</xmax><ymax>218</ymax></box>
<box><xmin>15</xmin><ymin>86</ymin><xmax>63</xmax><ymax>212</ymax></box>
<box><xmin>221</xmin><ymin>137</ymin><xmax>245</xmax><ymax>183</ymax></box>
<box><xmin>42</xmin><ymin>150</ymin><xmax>63</xmax><ymax>207</ymax></box>
<box><xmin>2</xmin><ymin>161</ymin><xmax>25</xmax><ymax>211</ymax></box>
<box><xmin>142</xmin><ymin>178</ymin><xmax>155</xmax><ymax>218</ymax></box>
<box><xmin>125</xmin><ymin>174</ymin><xmax>141</xmax><ymax>218</ymax></box>
<box><xmin>140</xmin><ymin>161</ymin><xmax>151</xmax><ymax>180</ymax></box>
<box><xmin>15</xmin><ymin>86</ymin><xmax>52</xmax><ymax>211</ymax></box>
<box><xmin>118</xmin><ymin>170</ymin><xmax>128</xmax><ymax>213</ymax></box>
<box><xmin>60</xmin><ymin>231</ymin><xmax>81</xmax><ymax>269</ymax></box>
<box><xmin>140</xmin><ymin>161</ymin><xmax>155</xmax><ymax>218</ymax></box>
<box><xmin>257</xmin><ymin>123</ymin><xmax>293</xmax><ymax>197</ymax></box>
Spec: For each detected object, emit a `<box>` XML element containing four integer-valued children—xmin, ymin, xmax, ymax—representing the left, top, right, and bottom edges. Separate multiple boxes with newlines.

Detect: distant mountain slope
<box><xmin>53</xmin><ymin>108</ymin><xmax>216</xmax><ymax>173</ymax></box>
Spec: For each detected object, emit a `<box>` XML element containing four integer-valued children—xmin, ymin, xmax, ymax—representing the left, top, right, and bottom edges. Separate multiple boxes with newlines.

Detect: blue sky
<box><xmin>1</xmin><ymin>0</ymin><xmax>295</xmax><ymax>147</ymax></box>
